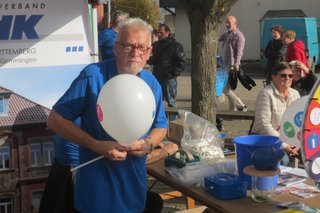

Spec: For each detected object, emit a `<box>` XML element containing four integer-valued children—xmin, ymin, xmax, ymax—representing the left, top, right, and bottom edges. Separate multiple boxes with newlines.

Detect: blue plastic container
<box><xmin>204</xmin><ymin>173</ymin><xmax>247</xmax><ymax>200</ymax></box>
<box><xmin>233</xmin><ymin>135</ymin><xmax>282</xmax><ymax>189</ymax></box>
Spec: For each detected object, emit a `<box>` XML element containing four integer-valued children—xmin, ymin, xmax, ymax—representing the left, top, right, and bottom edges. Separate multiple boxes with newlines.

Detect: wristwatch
<box><xmin>144</xmin><ymin>137</ymin><xmax>154</xmax><ymax>154</ymax></box>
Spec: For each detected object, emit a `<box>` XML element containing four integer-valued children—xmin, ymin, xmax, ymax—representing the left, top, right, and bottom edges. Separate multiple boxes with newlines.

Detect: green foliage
<box><xmin>112</xmin><ymin>0</ymin><xmax>161</xmax><ymax>29</ymax></box>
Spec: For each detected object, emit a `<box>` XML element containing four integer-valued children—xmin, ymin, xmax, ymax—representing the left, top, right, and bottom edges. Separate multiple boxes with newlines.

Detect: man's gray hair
<box><xmin>117</xmin><ymin>18</ymin><xmax>153</xmax><ymax>45</ymax></box>
<box><xmin>111</xmin><ymin>10</ymin><xmax>129</xmax><ymax>26</ymax></box>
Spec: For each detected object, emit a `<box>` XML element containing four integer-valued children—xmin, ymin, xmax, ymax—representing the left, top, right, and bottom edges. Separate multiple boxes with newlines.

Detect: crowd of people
<box><xmin>255</xmin><ymin>22</ymin><xmax>317</xmax><ymax>164</ymax></box>
<box><xmin>39</xmin><ymin>10</ymin><xmax>318</xmax><ymax>213</ymax></box>
<box><xmin>217</xmin><ymin>15</ymin><xmax>318</xmax><ymax>166</ymax></box>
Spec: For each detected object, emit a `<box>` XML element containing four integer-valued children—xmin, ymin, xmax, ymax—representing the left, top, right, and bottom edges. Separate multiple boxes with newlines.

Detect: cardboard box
<box><xmin>168</xmin><ymin>119</ymin><xmax>184</xmax><ymax>145</ymax></box>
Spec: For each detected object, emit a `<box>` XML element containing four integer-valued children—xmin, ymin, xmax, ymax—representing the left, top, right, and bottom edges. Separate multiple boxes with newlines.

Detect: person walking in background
<box><xmin>148</xmin><ymin>23</ymin><xmax>186</xmax><ymax>112</ymax></box>
<box><xmin>251</xmin><ymin>62</ymin><xmax>300</xmax><ymax>165</ymax></box>
<box><xmin>98</xmin><ymin>10</ymin><xmax>128</xmax><ymax>61</ymax></box>
<box><xmin>47</xmin><ymin>18</ymin><xmax>168</xmax><ymax>213</ymax></box>
<box><xmin>282</xmin><ymin>30</ymin><xmax>308</xmax><ymax>67</ymax></box>
<box><xmin>264</xmin><ymin>25</ymin><xmax>286</xmax><ymax>85</ymax></box>
<box><xmin>219</xmin><ymin>15</ymin><xmax>247</xmax><ymax>112</ymax></box>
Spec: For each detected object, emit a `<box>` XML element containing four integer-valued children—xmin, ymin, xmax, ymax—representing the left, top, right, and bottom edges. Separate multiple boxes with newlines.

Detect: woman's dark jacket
<box><xmin>292</xmin><ymin>72</ymin><xmax>318</xmax><ymax>96</ymax></box>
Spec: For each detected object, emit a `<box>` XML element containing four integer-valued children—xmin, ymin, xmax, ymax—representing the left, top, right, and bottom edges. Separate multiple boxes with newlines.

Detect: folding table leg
<box><xmin>186</xmin><ymin>197</ymin><xmax>195</xmax><ymax>209</ymax></box>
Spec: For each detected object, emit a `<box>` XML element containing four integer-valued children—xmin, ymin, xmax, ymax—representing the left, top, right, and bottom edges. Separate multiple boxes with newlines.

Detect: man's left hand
<box><xmin>124</xmin><ymin>139</ymin><xmax>148</xmax><ymax>157</ymax></box>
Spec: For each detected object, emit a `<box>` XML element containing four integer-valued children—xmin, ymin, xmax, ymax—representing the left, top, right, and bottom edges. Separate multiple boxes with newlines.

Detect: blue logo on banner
<box><xmin>0</xmin><ymin>15</ymin><xmax>43</xmax><ymax>40</ymax></box>
<box><xmin>65</xmin><ymin>46</ymin><xmax>84</xmax><ymax>53</ymax></box>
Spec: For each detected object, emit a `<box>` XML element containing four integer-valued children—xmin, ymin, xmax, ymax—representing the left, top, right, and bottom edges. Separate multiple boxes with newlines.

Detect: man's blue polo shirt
<box><xmin>98</xmin><ymin>28</ymin><xmax>117</xmax><ymax>61</ymax></box>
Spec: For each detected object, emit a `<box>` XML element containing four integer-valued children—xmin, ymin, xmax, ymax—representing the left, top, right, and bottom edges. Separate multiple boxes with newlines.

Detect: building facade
<box><xmin>0</xmin><ymin>87</ymin><xmax>54</xmax><ymax>213</ymax></box>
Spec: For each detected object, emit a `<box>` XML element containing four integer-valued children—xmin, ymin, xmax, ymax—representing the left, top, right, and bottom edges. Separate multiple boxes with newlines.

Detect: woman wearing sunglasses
<box><xmin>251</xmin><ymin>62</ymin><xmax>300</xmax><ymax>165</ymax></box>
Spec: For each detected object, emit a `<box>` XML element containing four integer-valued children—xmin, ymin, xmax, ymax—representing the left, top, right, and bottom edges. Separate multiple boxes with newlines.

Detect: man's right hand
<box><xmin>230</xmin><ymin>65</ymin><xmax>239</xmax><ymax>72</ymax></box>
<box><xmin>94</xmin><ymin>141</ymin><xmax>127</xmax><ymax>161</ymax></box>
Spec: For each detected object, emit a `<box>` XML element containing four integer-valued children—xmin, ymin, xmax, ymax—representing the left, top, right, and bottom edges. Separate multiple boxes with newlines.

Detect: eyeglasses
<box><xmin>279</xmin><ymin>73</ymin><xmax>294</xmax><ymax>79</ymax></box>
<box><xmin>116</xmin><ymin>42</ymin><xmax>151</xmax><ymax>55</ymax></box>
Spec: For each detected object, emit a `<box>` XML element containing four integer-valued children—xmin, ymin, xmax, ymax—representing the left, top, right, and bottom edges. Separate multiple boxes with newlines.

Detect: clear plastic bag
<box><xmin>164</xmin><ymin>111</ymin><xmax>235</xmax><ymax>186</ymax></box>
<box><xmin>166</xmin><ymin>158</ymin><xmax>237</xmax><ymax>186</ymax></box>
<box><xmin>179</xmin><ymin>110</ymin><xmax>224</xmax><ymax>160</ymax></box>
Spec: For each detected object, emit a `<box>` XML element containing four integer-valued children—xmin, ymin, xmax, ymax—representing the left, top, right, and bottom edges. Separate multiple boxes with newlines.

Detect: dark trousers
<box><xmin>39</xmin><ymin>160</ymin><xmax>74</xmax><ymax>213</ymax></box>
<box><xmin>143</xmin><ymin>191</ymin><xmax>163</xmax><ymax>213</ymax></box>
<box><xmin>160</xmin><ymin>77</ymin><xmax>177</xmax><ymax>108</ymax></box>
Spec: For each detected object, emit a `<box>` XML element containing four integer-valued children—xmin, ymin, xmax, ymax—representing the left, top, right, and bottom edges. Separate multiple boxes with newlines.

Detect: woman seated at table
<box><xmin>251</xmin><ymin>62</ymin><xmax>300</xmax><ymax>165</ymax></box>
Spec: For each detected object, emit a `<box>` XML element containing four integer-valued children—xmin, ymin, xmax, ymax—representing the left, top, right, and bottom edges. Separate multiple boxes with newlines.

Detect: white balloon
<box><xmin>96</xmin><ymin>74</ymin><xmax>156</xmax><ymax>146</ymax></box>
<box><xmin>279</xmin><ymin>96</ymin><xmax>308</xmax><ymax>147</ymax></box>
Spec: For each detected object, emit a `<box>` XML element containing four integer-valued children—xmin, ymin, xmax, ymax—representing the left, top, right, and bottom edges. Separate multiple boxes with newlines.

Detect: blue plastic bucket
<box><xmin>233</xmin><ymin>135</ymin><xmax>281</xmax><ymax>189</ymax></box>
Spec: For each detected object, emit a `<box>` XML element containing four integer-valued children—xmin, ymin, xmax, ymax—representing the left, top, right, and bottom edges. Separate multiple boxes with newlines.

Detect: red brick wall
<box><xmin>0</xmin><ymin>128</ymin><xmax>53</xmax><ymax>213</ymax></box>
<box><xmin>20</xmin><ymin>182</ymin><xmax>46</xmax><ymax>213</ymax></box>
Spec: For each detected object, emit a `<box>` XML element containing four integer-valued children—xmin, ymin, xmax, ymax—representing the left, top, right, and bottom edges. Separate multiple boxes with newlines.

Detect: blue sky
<box><xmin>0</xmin><ymin>65</ymin><xmax>86</xmax><ymax>109</ymax></box>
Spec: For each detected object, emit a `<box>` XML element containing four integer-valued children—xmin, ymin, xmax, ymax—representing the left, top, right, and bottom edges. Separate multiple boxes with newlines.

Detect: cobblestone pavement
<box><xmin>154</xmin><ymin>62</ymin><xmax>266</xmax><ymax>212</ymax></box>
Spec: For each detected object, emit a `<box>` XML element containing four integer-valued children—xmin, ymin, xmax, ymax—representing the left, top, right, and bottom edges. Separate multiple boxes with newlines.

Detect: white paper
<box><xmin>284</xmin><ymin>167</ymin><xmax>308</xmax><ymax>178</ymax></box>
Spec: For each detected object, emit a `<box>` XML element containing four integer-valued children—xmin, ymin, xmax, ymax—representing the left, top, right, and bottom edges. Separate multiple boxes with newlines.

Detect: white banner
<box><xmin>0</xmin><ymin>0</ymin><xmax>96</xmax><ymax>108</ymax></box>
<box><xmin>0</xmin><ymin>0</ymin><xmax>94</xmax><ymax>68</ymax></box>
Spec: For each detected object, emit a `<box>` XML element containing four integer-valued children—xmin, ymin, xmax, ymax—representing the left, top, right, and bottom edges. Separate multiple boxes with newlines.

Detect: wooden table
<box><xmin>147</xmin><ymin>159</ymin><xmax>320</xmax><ymax>213</ymax></box>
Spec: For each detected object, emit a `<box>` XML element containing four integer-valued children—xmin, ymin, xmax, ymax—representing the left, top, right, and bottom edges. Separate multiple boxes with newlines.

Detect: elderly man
<box><xmin>219</xmin><ymin>15</ymin><xmax>247</xmax><ymax>112</ymax></box>
<box><xmin>47</xmin><ymin>18</ymin><xmax>168</xmax><ymax>213</ymax></box>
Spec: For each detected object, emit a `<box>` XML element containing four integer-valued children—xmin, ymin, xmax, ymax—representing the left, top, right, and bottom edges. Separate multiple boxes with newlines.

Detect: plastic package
<box><xmin>179</xmin><ymin>110</ymin><xmax>224</xmax><ymax>160</ymax></box>
<box><xmin>166</xmin><ymin>158</ymin><xmax>237</xmax><ymax>186</ymax></box>
<box><xmin>165</xmin><ymin>111</ymin><xmax>236</xmax><ymax>186</ymax></box>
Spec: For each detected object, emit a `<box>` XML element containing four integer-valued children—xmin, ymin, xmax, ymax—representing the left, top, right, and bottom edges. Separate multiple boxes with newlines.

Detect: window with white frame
<box><xmin>30</xmin><ymin>142</ymin><xmax>55</xmax><ymax>167</ymax></box>
<box><xmin>0</xmin><ymin>97</ymin><xmax>9</xmax><ymax>115</ymax></box>
<box><xmin>32</xmin><ymin>191</ymin><xmax>43</xmax><ymax>213</ymax></box>
<box><xmin>30</xmin><ymin>143</ymin><xmax>41</xmax><ymax>167</ymax></box>
<box><xmin>0</xmin><ymin>197</ymin><xmax>13</xmax><ymax>213</ymax></box>
<box><xmin>43</xmin><ymin>142</ymin><xmax>54</xmax><ymax>166</ymax></box>
<box><xmin>0</xmin><ymin>146</ymin><xmax>10</xmax><ymax>170</ymax></box>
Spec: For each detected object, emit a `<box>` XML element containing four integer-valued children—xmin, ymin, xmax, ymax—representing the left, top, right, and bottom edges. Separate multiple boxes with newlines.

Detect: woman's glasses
<box><xmin>279</xmin><ymin>73</ymin><xmax>294</xmax><ymax>79</ymax></box>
